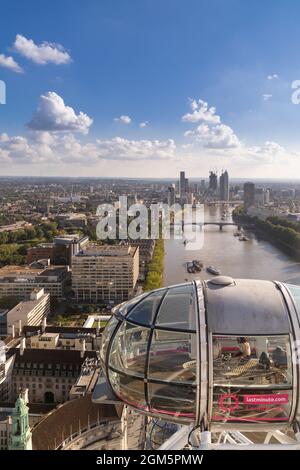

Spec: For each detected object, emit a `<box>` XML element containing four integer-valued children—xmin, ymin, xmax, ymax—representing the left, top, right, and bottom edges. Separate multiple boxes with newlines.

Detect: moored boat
<box><xmin>207</xmin><ymin>266</ymin><xmax>221</xmax><ymax>275</ymax></box>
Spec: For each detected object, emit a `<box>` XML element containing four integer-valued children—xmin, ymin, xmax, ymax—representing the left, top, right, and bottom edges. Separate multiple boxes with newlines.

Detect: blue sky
<box><xmin>1</xmin><ymin>0</ymin><xmax>300</xmax><ymax>178</ymax></box>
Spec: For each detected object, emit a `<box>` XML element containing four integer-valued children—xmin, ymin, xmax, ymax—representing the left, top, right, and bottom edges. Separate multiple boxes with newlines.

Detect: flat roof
<box><xmin>54</xmin><ymin>234</ymin><xmax>80</xmax><ymax>240</ymax></box>
<box><xmin>9</xmin><ymin>348</ymin><xmax>97</xmax><ymax>364</ymax></box>
<box><xmin>0</xmin><ymin>265</ymin><xmax>69</xmax><ymax>278</ymax></box>
<box><xmin>0</xmin><ymin>265</ymin><xmax>43</xmax><ymax>275</ymax></box>
<box><xmin>8</xmin><ymin>293</ymin><xmax>49</xmax><ymax>317</ymax></box>
<box><xmin>76</xmin><ymin>244</ymin><xmax>138</xmax><ymax>258</ymax></box>
<box><xmin>39</xmin><ymin>333</ymin><xmax>59</xmax><ymax>339</ymax></box>
<box><xmin>29</xmin><ymin>243</ymin><xmax>54</xmax><ymax>249</ymax></box>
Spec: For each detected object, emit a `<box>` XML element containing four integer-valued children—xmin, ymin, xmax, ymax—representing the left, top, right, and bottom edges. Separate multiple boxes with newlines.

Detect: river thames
<box><xmin>164</xmin><ymin>204</ymin><xmax>300</xmax><ymax>286</ymax></box>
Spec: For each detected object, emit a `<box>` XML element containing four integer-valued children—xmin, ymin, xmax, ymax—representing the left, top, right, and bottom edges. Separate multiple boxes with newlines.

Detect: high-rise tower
<box><xmin>209</xmin><ymin>171</ymin><xmax>218</xmax><ymax>192</ymax></box>
<box><xmin>179</xmin><ymin>171</ymin><xmax>186</xmax><ymax>197</ymax></box>
<box><xmin>219</xmin><ymin>170</ymin><xmax>229</xmax><ymax>201</ymax></box>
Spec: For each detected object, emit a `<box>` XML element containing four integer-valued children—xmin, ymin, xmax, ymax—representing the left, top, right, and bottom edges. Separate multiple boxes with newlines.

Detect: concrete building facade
<box><xmin>0</xmin><ymin>265</ymin><xmax>70</xmax><ymax>300</ymax></box>
<box><xmin>72</xmin><ymin>245</ymin><xmax>139</xmax><ymax>304</ymax></box>
<box><xmin>6</xmin><ymin>289</ymin><xmax>50</xmax><ymax>336</ymax></box>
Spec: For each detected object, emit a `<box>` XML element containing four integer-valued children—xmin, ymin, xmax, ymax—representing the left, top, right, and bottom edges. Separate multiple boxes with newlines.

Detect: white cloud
<box><xmin>0</xmin><ymin>132</ymin><xmax>176</xmax><ymax>165</ymax></box>
<box><xmin>96</xmin><ymin>137</ymin><xmax>176</xmax><ymax>160</ymax></box>
<box><xmin>27</xmin><ymin>92</ymin><xmax>93</xmax><ymax>134</ymax></box>
<box><xmin>0</xmin><ymin>132</ymin><xmax>49</xmax><ymax>163</ymax></box>
<box><xmin>247</xmin><ymin>141</ymin><xmax>288</xmax><ymax>163</ymax></box>
<box><xmin>14</xmin><ymin>34</ymin><xmax>71</xmax><ymax>65</ymax></box>
<box><xmin>267</xmin><ymin>74</ymin><xmax>279</xmax><ymax>80</ymax></box>
<box><xmin>139</xmin><ymin>121</ymin><xmax>149</xmax><ymax>128</ymax></box>
<box><xmin>0</xmin><ymin>54</ymin><xmax>23</xmax><ymax>73</ymax></box>
<box><xmin>0</xmin><ymin>128</ymin><xmax>295</xmax><ymax>178</ymax></box>
<box><xmin>182</xmin><ymin>99</ymin><xmax>220</xmax><ymax>124</ymax></box>
<box><xmin>185</xmin><ymin>123</ymin><xmax>241</xmax><ymax>149</ymax></box>
<box><xmin>262</xmin><ymin>94</ymin><xmax>272</xmax><ymax>101</ymax></box>
<box><xmin>183</xmin><ymin>98</ymin><xmax>240</xmax><ymax>150</ymax></box>
<box><xmin>114</xmin><ymin>115</ymin><xmax>132</xmax><ymax>124</ymax></box>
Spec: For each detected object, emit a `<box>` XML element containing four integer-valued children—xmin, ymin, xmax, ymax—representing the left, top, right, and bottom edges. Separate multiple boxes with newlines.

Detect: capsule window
<box><xmin>99</xmin><ymin>316</ymin><xmax>119</xmax><ymax>363</ymax></box>
<box><xmin>148</xmin><ymin>381</ymin><xmax>197</xmax><ymax>419</ymax></box>
<box><xmin>127</xmin><ymin>290</ymin><xmax>165</xmax><ymax>325</ymax></box>
<box><xmin>109</xmin><ymin>321</ymin><xmax>150</xmax><ymax>377</ymax></box>
<box><xmin>148</xmin><ymin>330</ymin><xmax>197</xmax><ymax>384</ymax></box>
<box><xmin>155</xmin><ymin>284</ymin><xmax>196</xmax><ymax>331</ymax></box>
<box><xmin>108</xmin><ymin>369</ymin><xmax>147</xmax><ymax>410</ymax></box>
<box><xmin>211</xmin><ymin>334</ymin><xmax>293</xmax><ymax>423</ymax></box>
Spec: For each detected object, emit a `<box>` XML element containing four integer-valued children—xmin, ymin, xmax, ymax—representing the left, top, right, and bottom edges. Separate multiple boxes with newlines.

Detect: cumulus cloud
<box><xmin>114</xmin><ymin>115</ymin><xmax>132</xmax><ymax>124</ymax></box>
<box><xmin>182</xmin><ymin>99</ymin><xmax>221</xmax><ymax>124</ymax></box>
<box><xmin>0</xmin><ymin>54</ymin><xmax>23</xmax><ymax>73</ymax></box>
<box><xmin>247</xmin><ymin>141</ymin><xmax>287</xmax><ymax>163</ymax></box>
<box><xmin>139</xmin><ymin>121</ymin><xmax>149</xmax><ymax>128</ymax></box>
<box><xmin>185</xmin><ymin>123</ymin><xmax>241</xmax><ymax>149</ymax></box>
<box><xmin>0</xmin><ymin>132</ymin><xmax>176</xmax><ymax>165</ymax></box>
<box><xmin>183</xmin><ymin>98</ymin><xmax>240</xmax><ymax>149</ymax></box>
<box><xmin>96</xmin><ymin>137</ymin><xmax>176</xmax><ymax>160</ymax></box>
<box><xmin>27</xmin><ymin>92</ymin><xmax>93</xmax><ymax>134</ymax></box>
<box><xmin>263</xmin><ymin>94</ymin><xmax>272</xmax><ymax>101</ymax></box>
<box><xmin>14</xmin><ymin>34</ymin><xmax>71</xmax><ymax>65</ymax></box>
<box><xmin>0</xmin><ymin>132</ymin><xmax>47</xmax><ymax>163</ymax></box>
<box><xmin>267</xmin><ymin>74</ymin><xmax>279</xmax><ymax>80</ymax></box>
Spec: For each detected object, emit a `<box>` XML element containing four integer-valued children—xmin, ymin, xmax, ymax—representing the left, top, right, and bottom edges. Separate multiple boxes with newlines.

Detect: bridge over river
<box><xmin>171</xmin><ymin>221</ymin><xmax>255</xmax><ymax>231</ymax></box>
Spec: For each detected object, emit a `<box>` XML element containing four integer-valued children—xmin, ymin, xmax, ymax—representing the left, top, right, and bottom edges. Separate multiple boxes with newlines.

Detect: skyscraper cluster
<box><xmin>208</xmin><ymin>170</ymin><xmax>229</xmax><ymax>201</ymax></box>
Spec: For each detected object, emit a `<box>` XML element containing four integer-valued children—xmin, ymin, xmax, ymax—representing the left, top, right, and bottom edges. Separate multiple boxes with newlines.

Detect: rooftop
<box><xmin>75</xmin><ymin>244</ymin><xmax>138</xmax><ymax>258</ymax></box>
<box><xmin>8</xmin><ymin>347</ymin><xmax>97</xmax><ymax>365</ymax></box>
<box><xmin>0</xmin><ymin>265</ymin><xmax>43</xmax><ymax>276</ymax></box>
<box><xmin>0</xmin><ymin>265</ymin><xmax>70</xmax><ymax>280</ymax></box>
<box><xmin>28</xmin><ymin>243</ymin><xmax>54</xmax><ymax>249</ymax></box>
<box><xmin>39</xmin><ymin>333</ymin><xmax>59</xmax><ymax>339</ymax></box>
<box><xmin>7</xmin><ymin>293</ymin><xmax>49</xmax><ymax>318</ymax></box>
<box><xmin>23</xmin><ymin>325</ymin><xmax>98</xmax><ymax>335</ymax></box>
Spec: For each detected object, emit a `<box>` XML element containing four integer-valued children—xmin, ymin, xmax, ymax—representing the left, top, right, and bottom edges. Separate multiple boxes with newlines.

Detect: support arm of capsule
<box><xmin>198</xmin><ymin>430</ymin><xmax>300</xmax><ymax>450</ymax></box>
<box><xmin>158</xmin><ymin>427</ymin><xmax>300</xmax><ymax>450</ymax></box>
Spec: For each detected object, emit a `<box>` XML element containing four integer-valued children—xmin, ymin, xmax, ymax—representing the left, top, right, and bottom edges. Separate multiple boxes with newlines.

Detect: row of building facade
<box><xmin>0</xmin><ymin>237</ymin><xmax>156</xmax><ymax>306</ymax></box>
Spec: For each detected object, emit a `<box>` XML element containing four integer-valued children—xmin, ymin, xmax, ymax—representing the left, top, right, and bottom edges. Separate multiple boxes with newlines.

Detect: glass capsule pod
<box><xmin>98</xmin><ymin>278</ymin><xmax>300</xmax><ymax>429</ymax></box>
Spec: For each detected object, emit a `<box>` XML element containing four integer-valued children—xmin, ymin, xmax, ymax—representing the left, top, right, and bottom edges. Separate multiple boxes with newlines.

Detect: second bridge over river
<box><xmin>171</xmin><ymin>221</ymin><xmax>255</xmax><ymax>231</ymax></box>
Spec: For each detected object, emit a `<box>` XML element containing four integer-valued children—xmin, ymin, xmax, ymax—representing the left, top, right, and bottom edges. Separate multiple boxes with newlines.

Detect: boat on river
<box><xmin>207</xmin><ymin>266</ymin><xmax>221</xmax><ymax>275</ymax></box>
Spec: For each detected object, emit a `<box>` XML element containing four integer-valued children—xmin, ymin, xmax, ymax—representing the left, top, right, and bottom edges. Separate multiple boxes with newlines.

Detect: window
<box><xmin>109</xmin><ymin>322</ymin><xmax>150</xmax><ymax>377</ymax></box>
<box><xmin>155</xmin><ymin>285</ymin><xmax>196</xmax><ymax>331</ymax></box>
<box><xmin>127</xmin><ymin>291</ymin><xmax>165</xmax><ymax>325</ymax></box>
<box><xmin>148</xmin><ymin>382</ymin><xmax>196</xmax><ymax>418</ymax></box>
<box><xmin>211</xmin><ymin>335</ymin><xmax>293</xmax><ymax>423</ymax></box>
<box><xmin>117</xmin><ymin>293</ymin><xmax>149</xmax><ymax>317</ymax></box>
<box><xmin>148</xmin><ymin>330</ymin><xmax>196</xmax><ymax>384</ymax></box>
<box><xmin>100</xmin><ymin>316</ymin><xmax>119</xmax><ymax>363</ymax></box>
<box><xmin>109</xmin><ymin>369</ymin><xmax>147</xmax><ymax>409</ymax></box>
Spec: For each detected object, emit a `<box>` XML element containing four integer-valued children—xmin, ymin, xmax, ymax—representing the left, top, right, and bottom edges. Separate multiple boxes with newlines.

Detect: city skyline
<box><xmin>1</xmin><ymin>1</ymin><xmax>300</xmax><ymax>178</ymax></box>
<box><xmin>2</xmin><ymin>1</ymin><xmax>300</xmax><ymax>455</ymax></box>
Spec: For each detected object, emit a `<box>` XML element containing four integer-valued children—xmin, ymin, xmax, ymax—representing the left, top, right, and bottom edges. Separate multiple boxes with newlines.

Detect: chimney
<box><xmin>20</xmin><ymin>337</ymin><xmax>26</xmax><ymax>356</ymax></box>
<box><xmin>80</xmin><ymin>339</ymin><xmax>86</xmax><ymax>358</ymax></box>
<box><xmin>42</xmin><ymin>316</ymin><xmax>47</xmax><ymax>332</ymax></box>
<box><xmin>96</xmin><ymin>318</ymin><xmax>101</xmax><ymax>336</ymax></box>
<box><xmin>11</xmin><ymin>324</ymin><xmax>15</xmax><ymax>339</ymax></box>
<box><xmin>18</xmin><ymin>320</ymin><xmax>22</xmax><ymax>337</ymax></box>
<box><xmin>30</xmin><ymin>288</ymin><xmax>44</xmax><ymax>301</ymax></box>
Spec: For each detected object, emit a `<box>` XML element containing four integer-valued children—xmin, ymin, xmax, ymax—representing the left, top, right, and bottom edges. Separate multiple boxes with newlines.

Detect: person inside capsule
<box><xmin>213</xmin><ymin>335</ymin><xmax>291</xmax><ymax>386</ymax></box>
<box><xmin>234</xmin><ymin>337</ymin><xmax>251</xmax><ymax>361</ymax></box>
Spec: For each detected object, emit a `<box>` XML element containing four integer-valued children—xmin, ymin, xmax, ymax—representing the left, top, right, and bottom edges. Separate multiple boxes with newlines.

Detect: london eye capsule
<box><xmin>95</xmin><ymin>277</ymin><xmax>300</xmax><ymax>430</ymax></box>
